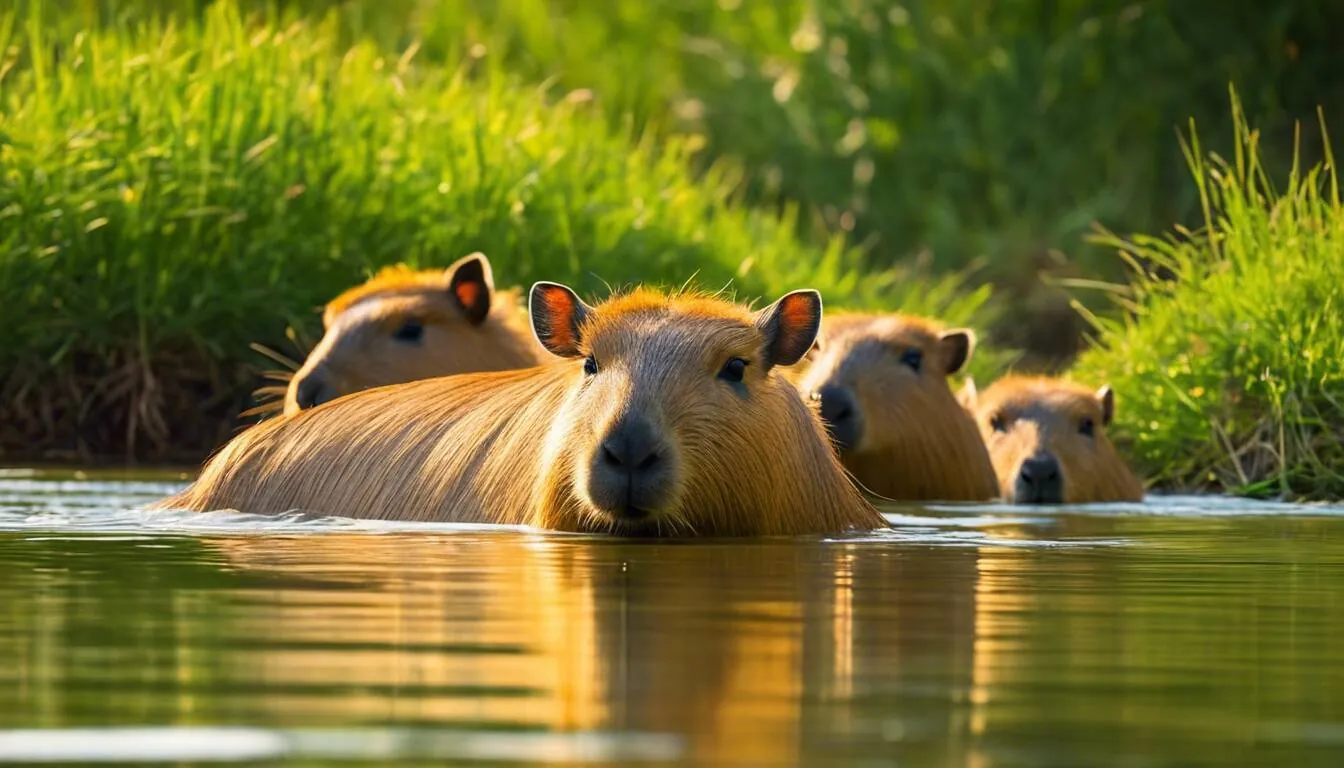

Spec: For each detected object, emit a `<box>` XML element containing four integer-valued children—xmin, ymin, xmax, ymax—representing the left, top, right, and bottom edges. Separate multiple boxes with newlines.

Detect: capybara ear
<box><xmin>446</xmin><ymin>252</ymin><xmax>494</xmax><ymax>326</ymax></box>
<box><xmin>957</xmin><ymin>376</ymin><xmax>979</xmax><ymax>411</ymax></box>
<box><xmin>938</xmin><ymin>329</ymin><xmax>975</xmax><ymax>375</ymax></box>
<box><xmin>530</xmin><ymin>281</ymin><xmax>593</xmax><ymax>358</ymax></box>
<box><xmin>1096</xmin><ymin>384</ymin><xmax>1115</xmax><ymax>426</ymax></box>
<box><xmin>754</xmin><ymin>289</ymin><xmax>823</xmax><ymax>370</ymax></box>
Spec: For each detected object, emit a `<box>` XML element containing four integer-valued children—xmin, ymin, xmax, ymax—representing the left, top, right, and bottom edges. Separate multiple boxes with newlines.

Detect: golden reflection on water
<box><xmin>4</xmin><ymin>510</ymin><xmax>1344</xmax><ymax>766</ymax></box>
<box><xmin>204</xmin><ymin>534</ymin><xmax>945</xmax><ymax>765</ymax></box>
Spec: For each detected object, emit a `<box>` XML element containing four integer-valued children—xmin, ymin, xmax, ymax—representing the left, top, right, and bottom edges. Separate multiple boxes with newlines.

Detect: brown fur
<box><xmin>282</xmin><ymin>253</ymin><xmax>547</xmax><ymax>415</ymax></box>
<box><xmin>154</xmin><ymin>286</ymin><xmax>885</xmax><ymax>537</ymax></box>
<box><xmin>964</xmin><ymin>375</ymin><xmax>1144</xmax><ymax>503</ymax></box>
<box><xmin>795</xmin><ymin>313</ymin><xmax>998</xmax><ymax>501</ymax></box>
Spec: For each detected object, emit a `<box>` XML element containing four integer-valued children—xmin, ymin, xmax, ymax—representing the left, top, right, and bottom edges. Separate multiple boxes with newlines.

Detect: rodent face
<box><xmin>284</xmin><ymin>254</ymin><xmax>499</xmax><ymax>415</ymax></box>
<box><xmin>530</xmin><ymin>284</ymin><xmax>822</xmax><ymax>533</ymax></box>
<box><xmin>799</xmin><ymin>315</ymin><xmax>973</xmax><ymax>456</ymax></box>
<box><xmin>970</xmin><ymin>377</ymin><xmax>1126</xmax><ymax>504</ymax></box>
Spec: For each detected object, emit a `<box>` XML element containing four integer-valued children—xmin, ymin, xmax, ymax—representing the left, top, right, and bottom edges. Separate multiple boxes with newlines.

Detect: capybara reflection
<box><xmin>963</xmin><ymin>376</ymin><xmax>1143</xmax><ymax>504</ymax></box>
<box><xmin>155</xmin><ymin>284</ymin><xmax>885</xmax><ymax>536</ymax></box>
<box><xmin>284</xmin><ymin>252</ymin><xmax>546</xmax><ymax>415</ymax></box>
<box><xmin>796</xmin><ymin>314</ymin><xmax>997</xmax><ymax>501</ymax></box>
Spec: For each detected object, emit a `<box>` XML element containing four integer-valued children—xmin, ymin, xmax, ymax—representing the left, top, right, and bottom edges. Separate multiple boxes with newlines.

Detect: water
<box><xmin>2</xmin><ymin>467</ymin><xmax>1343</xmax><ymax>766</ymax></box>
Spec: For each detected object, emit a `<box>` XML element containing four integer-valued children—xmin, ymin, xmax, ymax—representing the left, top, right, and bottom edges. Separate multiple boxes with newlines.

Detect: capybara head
<box><xmin>527</xmin><ymin>282</ymin><xmax>874</xmax><ymax>535</ymax></box>
<box><xmin>795</xmin><ymin>313</ymin><xmax>997</xmax><ymax>501</ymax></box>
<box><xmin>963</xmin><ymin>376</ymin><xmax>1144</xmax><ymax>504</ymax></box>
<box><xmin>284</xmin><ymin>253</ymin><xmax>542</xmax><ymax>414</ymax></box>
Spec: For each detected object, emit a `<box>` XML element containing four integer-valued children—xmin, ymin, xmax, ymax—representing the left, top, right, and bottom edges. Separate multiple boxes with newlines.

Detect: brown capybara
<box><xmin>153</xmin><ymin>284</ymin><xmax>886</xmax><ymax>536</ymax></box>
<box><xmin>795</xmin><ymin>313</ymin><xmax>998</xmax><ymax>501</ymax></box>
<box><xmin>282</xmin><ymin>252</ymin><xmax>547</xmax><ymax>415</ymax></box>
<box><xmin>962</xmin><ymin>375</ymin><xmax>1144</xmax><ymax>504</ymax></box>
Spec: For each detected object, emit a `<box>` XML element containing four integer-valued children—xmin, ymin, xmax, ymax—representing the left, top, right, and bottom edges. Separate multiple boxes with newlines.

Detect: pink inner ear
<box><xmin>778</xmin><ymin>294</ymin><xmax>814</xmax><ymax>333</ymax></box>
<box><xmin>541</xmin><ymin>289</ymin><xmax>576</xmax><ymax>349</ymax></box>
<box><xmin>455</xmin><ymin>282</ymin><xmax>481</xmax><ymax>309</ymax></box>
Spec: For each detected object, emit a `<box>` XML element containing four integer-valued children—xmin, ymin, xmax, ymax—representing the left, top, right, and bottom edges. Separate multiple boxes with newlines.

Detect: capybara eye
<box><xmin>1079</xmin><ymin>417</ymin><xmax>1095</xmax><ymax>437</ymax></box>
<box><xmin>583</xmin><ymin>356</ymin><xmax>599</xmax><ymax>376</ymax></box>
<box><xmin>990</xmin><ymin>414</ymin><xmax>1006</xmax><ymax>432</ymax></box>
<box><xmin>718</xmin><ymin>357</ymin><xmax>748</xmax><ymax>383</ymax></box>
<box><xmin>393</xmin><ymin>318</ymin><xmax>424</xmax><ymax>343</ymax></box>
<box><xmin>900</xmin><ymin>347</ymin><xmax>923</xmax><ymax>372</ymax></box>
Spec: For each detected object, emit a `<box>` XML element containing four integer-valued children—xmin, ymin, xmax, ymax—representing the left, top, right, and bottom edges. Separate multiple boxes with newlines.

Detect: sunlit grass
<box><xmin>0</xmin><ymin>1</ymin><xmax>1007</xmax><ymax>458</ymax></box>
<box><xmin>23</xmin><ymin>0</ymin><xmax>1340</xmax><ymax>364</ymax></box>
<box><xmin>1074</xmin><ymin>92</ymin><xmax>1344</xmax><ymax>499</ymax></box>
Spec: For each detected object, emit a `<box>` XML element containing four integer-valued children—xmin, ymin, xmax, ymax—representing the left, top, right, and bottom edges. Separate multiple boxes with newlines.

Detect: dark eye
<box><xmin>718</xmin><ymin>357</ymin><xmax>748</xmax><ymax>383</ymax></box>
<box><xmin>1079</xmin><ymin>417</ymin><xmax>1095</xmax><ymax>437</ymax></box>
<box><xmin>900</xmin><ymin>347</ymin><xmax>923</xmax><ymax>372</ymax></box>
<box><xmin>393</xmin><ymin>318</ymin><xmax>424</xmax><ymax>343</ymax></box>
<box><xmin>990</xmin><ymin>414</ymin><xmax>1007</xmax><ymax>433</ymax></box>
<box><xmin>583</xmin><ymin>356</ymin><xmax>599</xmax><ymax>376</ymax></box>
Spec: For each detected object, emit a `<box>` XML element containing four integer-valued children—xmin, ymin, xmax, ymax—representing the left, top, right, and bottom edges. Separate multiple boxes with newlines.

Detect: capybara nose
<box><xmin>293</xmin><ymin>373</ymin><xmax>331</xmax><ymax>411</ymax></box>
<box><xmin>600</xmin><ymin>424</ymin><xmax>662</xmax><ymax>473</ymax></box>
<box><xmin>588</xmin><ymin>415</ymin><xmax>674</xmax><ymax>520</ymax></box>
<box><xmin>1015</xmin><ymin>452</ymin><xmax>1064</xmax><ymax>504</ymax></box>
<box><xmin>816</xmin><ymin>385</ymin><xmax>862</xmax><ymax>452</ymax></box>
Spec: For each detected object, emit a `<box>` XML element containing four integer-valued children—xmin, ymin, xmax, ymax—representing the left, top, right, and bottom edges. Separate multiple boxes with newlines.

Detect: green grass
<box><xmin>1074</xmin><ymin>92</ymin><xmax>1344</xmax><ymax>499</ymax></box>
<box><xmin>0</xmin><ymin>2</ymin><xmax>1007</xmax><ymax>460</ymax></box>
<box><xmin>25</xmin><ymin>1</ymin><xmax>1344</xmax><ymax>364</ymax></box>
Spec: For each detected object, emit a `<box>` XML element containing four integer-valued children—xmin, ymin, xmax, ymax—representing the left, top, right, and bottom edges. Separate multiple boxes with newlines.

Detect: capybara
<box><xmin>795</xmin><ymin>313</ymin><xmax>998</xmax><ymax>501</ymax></box>
<box><xmin>154</xmin><ymin>284</ymin><xmax>886</xmax><ymax>536</ymax></box>
<box><xmin>962</xmin><ymin>375</ymin><xmax>1144</xmax><ymax>504</ymax></box>
<box><xmin>283</xmin><ymin>252</ymin><xmax>547</xmax><ymax>415</ymax></box>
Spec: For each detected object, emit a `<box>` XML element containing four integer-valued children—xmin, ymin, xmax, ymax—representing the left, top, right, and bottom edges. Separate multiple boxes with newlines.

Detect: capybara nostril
<box><xmin>588</xmin><ymin>415</ymin><xmax>673</xmax><ymax>519</ymax></box>
<box><xmin>816</xmin><ymin>385</ymin><xmax>862</xmax><ymax>452</ymax></box>
<box><xmin>1015</xmin><ymin>452</ymin><xmax>1064</xmax><ymax>504</ymax></box>
<box><xmin>1020</xmin><ymin>454</ymin><xmax>1060</xmax><ymax>485</ymax></box>
<box><xmin>294</xmin><ymin>374</ymin><xmax>330</xmax><ymax>411</ymax></box>
<box><xmin>818</xmin><ymin>385</ymin><xmax>854</xmax><ymax>423</ymax></box>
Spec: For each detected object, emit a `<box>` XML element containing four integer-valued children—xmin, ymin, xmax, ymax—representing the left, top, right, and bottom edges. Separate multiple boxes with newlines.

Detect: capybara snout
<box><xmin>588</xmin><ymin>413</ymin><xmax>677</xmax><ymax>521</ymax></box>
<box><xmin>814</xmin><ymin>384</ymin><xmax>860</xmax><ymax>451</ymax></box>
<box><xmin>1015</xmin><ymin>451</ymin><xmax>1064</xmax><ymax>504</ymax></box>
<box><xmin>965</xmin><ymin>376</ymin><xmax>1143</xmax><ymax>504</ymax></box>
<box><xmin>291</xmin><ymin>366</ymin><xmax>334</xmax><ymax>411</ymax></box>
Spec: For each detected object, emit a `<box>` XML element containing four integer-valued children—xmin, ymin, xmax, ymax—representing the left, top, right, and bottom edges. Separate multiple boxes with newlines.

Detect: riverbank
<box><xmin>1076</xmin><ymin>97</ymin><xmax>1344</xmax><ymax>500</ymax></box>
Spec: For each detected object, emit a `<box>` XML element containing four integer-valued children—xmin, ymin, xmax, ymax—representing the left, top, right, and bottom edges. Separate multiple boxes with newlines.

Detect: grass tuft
<box><xmin>1074</xmin><ymin>90</ymin><xmax>1344</xmax><ymax>499</ymax></box>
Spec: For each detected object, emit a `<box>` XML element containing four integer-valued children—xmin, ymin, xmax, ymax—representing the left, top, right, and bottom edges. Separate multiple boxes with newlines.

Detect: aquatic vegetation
<box><xmin>0</xmin><ymin>2</ymin><xmax>1004</xmax><ymax>460</ymax></box>
<box><xmin>1075</xmin><ymin>93</ymin><xmax>1344</xmax><ymax>499</ymax></box>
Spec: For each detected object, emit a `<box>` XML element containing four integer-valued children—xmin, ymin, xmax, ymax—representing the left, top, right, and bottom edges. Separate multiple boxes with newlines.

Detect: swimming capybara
<box><xmin>154</xmin><ymin>284</ymin><xmax>886</xmax><ymax>536</ymax></box>
<box><xmin>283</xmin><ymin>252</ymin><xmax>547</xmax><ymax>415</ymax></box>
<box><xmin>796</xmin><ymin>313</ymin><xmax>998</xmax><ymax>501</ymax></box>
<box><xmin>962</xmin><ymin>375</ymin><xmax>1143</xmax><ymax>504</ymax></box>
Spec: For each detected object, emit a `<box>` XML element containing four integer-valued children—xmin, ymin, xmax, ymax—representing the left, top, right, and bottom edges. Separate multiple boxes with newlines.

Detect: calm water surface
<box><xmin>1</xmin><ymin>466</ymin><xmax>1342</xmax><ymax>766</ymax></box>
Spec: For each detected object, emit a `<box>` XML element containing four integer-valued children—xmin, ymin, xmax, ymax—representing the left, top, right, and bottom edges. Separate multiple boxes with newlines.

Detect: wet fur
<box><xmin>282</xmin><ymin>256</ymin><xmax>547</xmax><ymax>415</ymax></box>
<box><xmin>156</xmin><ymin>288</ymin><xmax>885</xmax><ymax>536</ymax></box>
<box><xmin>796</xmin><ymin>313</ymin><xmax>998</xmax><ymax>501</ymax></box>
<box><xmin>966</xmin><ymin>375</ymin><xmax>1144</xmax><ymax>503</ymax></box>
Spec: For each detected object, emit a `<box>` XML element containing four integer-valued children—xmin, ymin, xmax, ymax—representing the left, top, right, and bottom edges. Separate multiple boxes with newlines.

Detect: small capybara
<box><xmin>962</xmin><ymin>375</ymin><xmax>1144</xmax><ymax>504</ymax></box>
<box><xmin>283</xmin><ymin>252</ymin><xmax>547</xmax><ymax>415</ymax></box>
<box><xmin>796</xmin><ymin>313</ymin><xmax>998</xmax><ymax>501</ymax></box>
<box><xmin>154</xmin><ymin>284</ymin><xmax>886</xmax><ymax>536</ymax></box>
